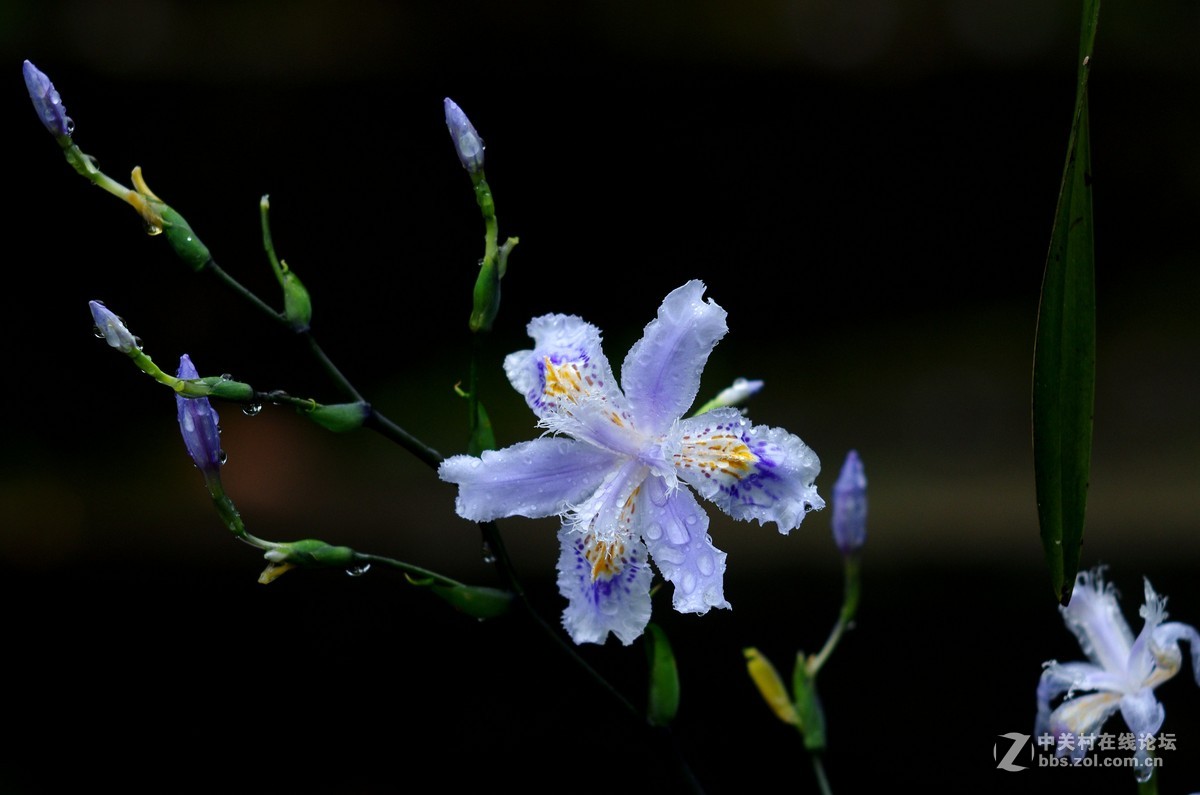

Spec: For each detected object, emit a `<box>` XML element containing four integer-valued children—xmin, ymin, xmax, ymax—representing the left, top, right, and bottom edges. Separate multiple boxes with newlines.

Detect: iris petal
<box><xmin>674</xmin><ymin>409</ymin><xmax>823</xmax><ymax>532</ymax></box>
<box><xmin>638</xmin><ymin>475</ymin><xmax>729</xmax><ymax>614</ymax></box>
<box><xmin>620</xmin><ymin>280</ymin><xmax>728</xmax><ymax>436</ymax></box>
<box><xmin>556</xmin><ymin>526</ymin><xmax>653</xmax><ymax>645</ymax></box>
<box><xmin>439</xmin><ymin>438</ymin><xmax>619</xmax><ymax>522</ymax></box>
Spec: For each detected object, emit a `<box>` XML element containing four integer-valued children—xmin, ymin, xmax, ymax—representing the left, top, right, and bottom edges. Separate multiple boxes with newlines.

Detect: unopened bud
<box><xmin>444</xmin><ymin>97</ymin><xmax>484</xmax><ymax>174</ymax></box>
<box><xmin>831</xmin><ymin>450</ymin><xmax>867</xmax><ymax>555</ymax></box>
<box><xmin>23</xmin><ymin>60</ymin><xmax>73</xmax><ymax>140</ymax></box>
<box><xmin>89</xmin><ymin>300</ymin><xmax>138</xmax><ymax>353</ymax></box>
<box><xmin>176</xmin><ymin>354</ymin><xmax>224</xmax><ymax>479</ymax></box>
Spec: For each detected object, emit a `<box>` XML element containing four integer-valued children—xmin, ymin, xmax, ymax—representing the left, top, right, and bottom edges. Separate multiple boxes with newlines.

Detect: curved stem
<box><xmin>352</xmin><ymin>551</ymin><xmax>463</xmax><ymax>588</ymax></box>
<box><xmin>365</xmin><ymin>408</ymin><xmax>444</xmax><ymax>470</ymax></box>
<box><xmin>808</xmin><ymin>557</ymin><xmax>860</xmax><ymax>676</ymax></box>
<box><xmin>303</xmin><ymin>334</ymin><xmax>364</xmax><ymax>404</ymax></box>
<box><xmin>206</xmin><ymin>260</ymin><xmax>283</xmax><ymax>323</ymax></box>
<box><xmin>479</xmin><ymin>520</ymin><xmax>638</xmax><ymax>718</ymax></box>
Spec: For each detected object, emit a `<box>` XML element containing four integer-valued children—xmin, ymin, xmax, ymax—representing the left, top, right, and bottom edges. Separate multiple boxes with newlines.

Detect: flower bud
<box><xmin>89</xmin><ymin>300</ymin><xmax>138</xmax><ymax>353</ymax></box>
<box><xmin>444</xmin><ymin>97</ymin><xmax>484</xmax><ymax>174</ymax></box>
<box><xmin>158</xmin><ymin>204</ymin><xmax>212</xmax><ymax>271</ymax></box>
<box><xmin>23</xmin><ymin>60</ymin><xmax>73</xmax><ymax>140</ymax></box>
<box><xmin>743</xmin><ymin>647</ymin><xmax>799</xmax><ymax>726</ymax></box>
<box><xmin>831</xmin><ymin>450</ymin><xmax>867</xmax><ymax>555</ymax></box>
<box><xmin>176</xmin><ymin>354</ymin><xmax>223</xmax><ymax>479</ymax></box>
<box><xmin>694</xmin><ymin>377</ymin><xmax>764</xmax><ymax>415</ymax></box>
<box><xmin>304</xmin><ymin>401</ymin><xmax>370</xmax><ymax>432</ymax></box>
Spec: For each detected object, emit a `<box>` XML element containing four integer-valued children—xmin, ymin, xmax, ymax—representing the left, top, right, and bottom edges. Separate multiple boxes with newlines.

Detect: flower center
<box><xmin>585</xmin><ymin>536</ymin><xmax>628</xmax><ymax>580</ymax></box>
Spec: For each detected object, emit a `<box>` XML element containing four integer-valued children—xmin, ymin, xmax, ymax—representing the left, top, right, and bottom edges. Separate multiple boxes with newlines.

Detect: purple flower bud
<box><xmin>23</xmin><ymin>60</ymin><xmax>73</xmax><ymax>139</ymax></box>
<box><xmin>89</xmin><ymin>300</ymin><xmax>138</xmax><ymax>353</ymax></box>
<box><xmin>176</xmin><ymin>354</ymin><xmax>223</xmax><ymax>478</ymax></box>
<box><xmin>831</xmin><ymin>450</ymin><xmax>867</xmax><ymax>555</ymax></box>
<box><xmin>444</xmin><ymin>97</ymin><xmax>484</xmax><ymax>173</ymax></box>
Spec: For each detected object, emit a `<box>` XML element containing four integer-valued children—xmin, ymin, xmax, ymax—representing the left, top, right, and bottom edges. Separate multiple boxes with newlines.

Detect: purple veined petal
<box><xmin>555</xmin><ymin>525</ymin><xmax>653</xmax><ymax>645</ymax></box>
<box><xmin>637</xmin><ymin>474</ymin><xmax>729</xmax><ymax>614</ymax></box>
<box><xmin>175</xmin><ymin>354</ymin><xmax>223</xmax><ymax>476</ymax></box>
<box><xmin>503</xmin><ymin>313</ymin><xmax>641</xmax><ymax>454</ymax></box>
<box><xmin>438</xmin><ymin>437</ymin><xmax>620</xmax><ymax>522</ymax></box>
<box><xmin>620</xmin><ymin>280</ymin><xmax>728</xmax><ymax>436</ymax></box>
<box><xmin>674</xmin><ymin>408</ymin><xmax>823</xmax><ymax>533</ymax></box>
<box><xmin>1060</xmin><ymin>569</ymin><xmax>1135</xmax><ymax>675</ymax></box>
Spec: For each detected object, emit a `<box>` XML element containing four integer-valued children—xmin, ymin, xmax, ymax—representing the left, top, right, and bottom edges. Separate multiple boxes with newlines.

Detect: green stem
<box><xmin>468</xmin><ymin>333</ymin><xmax>483</xmax><ymax>449</ymax></box>
<box><xmin>808</xmin><ymin>557</ymin><xmax>861</xmax><ymax>675</ymax></box>
<box><xmin>365</xmin><ymin>408</ymin><xmax>444</xmax><ymax>470</ymax></box>
<box><xmin>206</xmin><ymin>260</ymin><xmax>284</xmax><ymax>323</ymax></box>
<box><xmin>480</xmin><ymin>520</ymin><xmax>638</xmax><ymax>717</ymax></box>
<box><xmin>351</xmin><ymin>551</ymin><xmax>463</xmax><ymax>588</ymax></box>
<box><xmin>811</xmin><ymin>754</ymin><xmax>833</xmax><ymax>795</ymax></box>
<box><xmin>304</xmin><ymin>334</ymin><xmax>364</xmax><ymax>404</ymax></box>
<box><xmin>473</xmin><ymin>173</ymin><xmax>499</xmax><ymax>272</ymax></box>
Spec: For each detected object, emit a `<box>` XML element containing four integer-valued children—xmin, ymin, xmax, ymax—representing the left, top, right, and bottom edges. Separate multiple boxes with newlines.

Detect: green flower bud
<box><xmin>304</xmin><ymin>401</ymin><xmax>370</xmax><ymax>433</ymax></box>
<box><xmin>158</xmin><ymin>204</ymin><xmax>212</xmax><ymax>271</ymax></box>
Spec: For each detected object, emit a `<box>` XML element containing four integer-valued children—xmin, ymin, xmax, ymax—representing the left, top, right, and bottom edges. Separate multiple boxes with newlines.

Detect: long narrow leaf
<box><xmin>1033</xmin><ymin>0</ymin><xmax>1100</xmax><ymax>604</ymax></box>
<box><xmin>644</xmin><ymin>623</ymin><xmax>680</xmax><ymax>726</ymax></box>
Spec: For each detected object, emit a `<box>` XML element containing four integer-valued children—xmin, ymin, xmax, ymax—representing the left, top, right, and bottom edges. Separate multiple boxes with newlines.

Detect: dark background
<box><xmin>3</xmin><ymin>1</ymin><xmax>1199</xmax><ymax>792</ymax></box>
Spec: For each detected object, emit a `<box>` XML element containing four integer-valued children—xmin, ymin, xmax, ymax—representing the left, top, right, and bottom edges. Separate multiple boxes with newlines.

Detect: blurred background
<box><xmin>3</xmin><ymin>1</ymin><xmax>1198</xmax><ymax>792</ymax></box>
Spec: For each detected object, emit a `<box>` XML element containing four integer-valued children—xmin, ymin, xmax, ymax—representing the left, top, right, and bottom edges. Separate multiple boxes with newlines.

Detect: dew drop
<box><xmin>1135</xmin><ymin>767</ymin><xmax>1153</xmax><ymax>784</ymax></box>
<box><xmin>143</xmin><ymin>221</ymin><xmax>163</xmax><ymax>237</ymax></box>
<box><xmin>65</xmin><ymin>117</ymin><xmax>75</xmax><ymax>134</ymax></box>
<box><xmin>481</xmin><ymin>542</ymin><xmax>497</xmax><ymax>564</ymax></box>
<box><xmin>217</xmin><ymin>450</ymin><xmax>228</xmax><ymax>466</ymax></box>
<box><xmin>92</xmin><ymin>326</ymin><xmax>105</xmax><ymax>339</ymax></box>
<box><xmin>242</xmin><ymin>403</ymin><xmax>263</xmax><ymax>417</ymax></box>
<box><xmin>219</xmin><ymin>373</ymin><xmax>233</xmax><ymax>381</ymax></box>
<box><xmin>346</xmin><ymin>564</ymin><xmax>371</xmax><ymax>577</ymax></box>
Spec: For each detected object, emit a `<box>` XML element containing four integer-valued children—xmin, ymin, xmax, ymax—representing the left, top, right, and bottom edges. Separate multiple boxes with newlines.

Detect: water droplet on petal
<box><xmin>346</xmin><ymin>564</ymin><xmax>371</xmax><ymax>577</ymax></box>
<box><xmin>1135</xmin><ymin>767</ymin><xmax>1153</xmax><ymax>784</ymax></box>
<box><xmin>92</xmin><ymin>326</ymin><xmax>105</xmax><ymax>339</ymax></box>
<box><xmin>217</xmin><ymin>450</ymin><xmax>228</xmax><ymax>466</ymax></box>
<box><xmin>65</xmin><ymin>117</ymin><xmax>75</xmax><ymax>134</ymax></box>
<box><xmin>481</xmin><ymin>542</ymin><xmax>496</xmax><ymax>564</ymax></box>
<box><xmin>242</xmin><ymin>403</ymin><xmax>262</xmax><ymax>417</ymax></box>
<box><xmin>143</xmin><ymin>220</ymin><xmax>163</xmax><ymax>236</ymax></box>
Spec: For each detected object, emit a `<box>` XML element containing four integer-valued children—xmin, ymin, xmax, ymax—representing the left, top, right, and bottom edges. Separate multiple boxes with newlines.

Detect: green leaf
<box><xmin>1033</xmin><ymin>0</ymin><xmax>1100</xmax><ymax>604</ymax></box>
<box><xmin>644</xmin><ymin>623</ymin><xmax>680</xmax><ymax>726</ymax></box>
<box><xmin>792</xmin><ymin>654</ymin><xmax>827</xmax><ymax>752</ymax></box>
<box><xmin>429</xmin><ymin>584</ymin><xmax>514</xmax><ymax>619</ymax></box>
